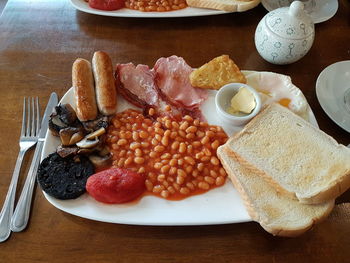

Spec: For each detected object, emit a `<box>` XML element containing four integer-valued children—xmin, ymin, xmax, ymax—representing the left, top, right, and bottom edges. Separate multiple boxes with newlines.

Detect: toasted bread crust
<box><xmin>186</xmin><ymin>0</ymin><xmax>260</xmax><ymax>12</ymax></box>
<box><xmin>217</xmin><ymin>145</ymin><xmax>335</xmax><ymax>237</ymax></box>
<box><xmin>190</xmin><ymin>55</ymin><xmax>246</xmax><ymax>90</ymax></box>
<box><xmin>186</xmin><ymin>0</ymin><xmax>237</xmax><ymax>11</ymax></box>
<box><xmin>226</xmin><ymin>103</ymin><xmax>350</xmax><ymax>204</ymax></box>
<box><xmin>297</xmin><ymin>171</ymin><xmax>350</xmax><ymax>204</ymax></box>
<box><xmin>226</xmin><ymin>141</ymin><xmax>298</xmax><ymax>199</ymax></box>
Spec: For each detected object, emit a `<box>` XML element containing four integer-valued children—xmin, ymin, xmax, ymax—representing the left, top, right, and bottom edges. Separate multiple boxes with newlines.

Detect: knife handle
<box><xmin>11</xmin><ymin>141</ymin><xmax>44</xmax><ymax>232</ymax></box>
<box><xmin>0</xmin><ymin>150</ymin><xmax>26</xmax><ymax>242</ymax></box>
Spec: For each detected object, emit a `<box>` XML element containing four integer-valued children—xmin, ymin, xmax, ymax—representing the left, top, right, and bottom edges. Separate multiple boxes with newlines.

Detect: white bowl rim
<box><xmin>215</xmin><ymin>83</ymin><xmax>262</xmax><ymax>121</ymax></box>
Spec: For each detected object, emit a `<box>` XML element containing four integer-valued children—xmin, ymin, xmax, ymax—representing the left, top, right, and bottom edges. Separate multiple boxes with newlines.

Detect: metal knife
<box><xmin>10</xmin><ymin>92</ymin><xmax>58</xmax><ymax>232</ymax></box>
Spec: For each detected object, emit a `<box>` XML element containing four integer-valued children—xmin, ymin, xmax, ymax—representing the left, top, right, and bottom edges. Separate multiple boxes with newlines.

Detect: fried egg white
<box><xmin>244</xmin><ymin>71</ymin><xmax>308</xmax><ymax>119</ymax></box>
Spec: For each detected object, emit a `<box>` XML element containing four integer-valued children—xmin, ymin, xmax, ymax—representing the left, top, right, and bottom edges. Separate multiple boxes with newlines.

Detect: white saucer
<box><xmin>261</xmin><ymin>0</ymin><xmax>338</xmax><ymax>24</ymax></box>
<box><xmin>316</xmin><ymin>61</ymin><xmax>350</xmax><ymax>133</ymax></box>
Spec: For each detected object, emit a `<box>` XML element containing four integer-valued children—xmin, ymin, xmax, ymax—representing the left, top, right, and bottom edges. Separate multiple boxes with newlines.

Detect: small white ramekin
<box><xmin>215</xmin><ymin>83</ymin><xmax>262</xmax><ymax>126</ymax></box>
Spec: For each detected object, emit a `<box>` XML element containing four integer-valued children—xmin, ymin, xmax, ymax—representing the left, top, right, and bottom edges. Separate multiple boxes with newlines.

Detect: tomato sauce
<box><xmin>106</xmin><ymin>109</ymin><xmax>229</xmax><ymax>201</ymax></box>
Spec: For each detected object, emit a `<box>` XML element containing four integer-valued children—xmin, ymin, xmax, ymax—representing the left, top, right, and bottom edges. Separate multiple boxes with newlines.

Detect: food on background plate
<box><xmin>37</xmin><ymin>152</ymin><xmax>95</xmax><ymax>200</ymax></box>
<box><xmin>125</xmin><ymin>0</ymin><xmax>187</xmax><ymax>12</ymax></box>
<box><xmin>84</xmin><ymin>0</ymin><xmax>261</xmax><ymax>12</ymax></box>
<box><xmin>107</xmin><ymin>108</ymin><xmax>228</xmax><ymax>200</ymax></box>
<box><xmin>190</xmin><ymin>55</ymin><xmax>246</xmax><ymax>90</ymax></box>
<box><xmin>92</xmin><ymin>51</ymin><xmax>118</xmax><ymax>116</ymax></box>
<box><xmin>217</xmin><ymin>145</ymin><xmax>334</xmax><ymax>237</ymax></box>
<box><xmin>85</xmin><ymin>0</ymin><xmax>187</xmax><ymax>12</ymax></box>
<box><xmin>226</xmin><ymin>86</ymin><xmax>256</xmax><ymax>116</ymax></box>
<box><xmin>221</xmin><ymin>103</ymin><xmax>350</xmax><ymax>205</ymax></box>
<box><xmin>72</xmin><ymin>58</ymin><xmax>98</xmax><ymax>122</ymax></box>
<box><xmin>186</xmin><ymin>0</ymin><xmax>260</xmax><ymax>13</ymax></box>
<box><xmin>87</xmin><ymin>168</ymin><xmax>146</xmax><ymax>204</ymax></box>
<box><xmin>87</xmin><ymin>0</ymin><xmax>125</xmax><ymax>11</ymax></box>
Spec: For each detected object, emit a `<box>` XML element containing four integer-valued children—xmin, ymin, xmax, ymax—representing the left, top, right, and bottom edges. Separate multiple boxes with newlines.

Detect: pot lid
<box><xmin>265</xmin><ymin>1</ymin><xmax>314</xmax><ymax>39</ymax></box>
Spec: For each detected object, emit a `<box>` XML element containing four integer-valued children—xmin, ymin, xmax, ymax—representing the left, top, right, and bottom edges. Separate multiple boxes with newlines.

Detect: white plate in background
<box><xmin>70</xmin><ymin>0</ymin><xmax>260</xmax><ymax>18</ymax></box>
<box><xmin>316</xmin><ymin>60</ymin><xmax>350</xmax><ymax>133</ymax></box>
<box><xmin>70</xmin><ymin>0</ymin><xmax>226</xmax><ymax>18</ymax></box>
<box><xmin>41</xmin><ymin>71</ymin><xmax>318</xmax><ymax>225</ymax></box>
<box><xmin>261</xmin><ymin>0</ymin><xmax>338</xmax><ymax>24</ymax></box>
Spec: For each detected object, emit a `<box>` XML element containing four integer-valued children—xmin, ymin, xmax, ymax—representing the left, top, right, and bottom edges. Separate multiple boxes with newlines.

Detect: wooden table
<box><xmin>0</xmin><ymin>0</ymin><xmax>349</xmax><ymax>262</ymax></box>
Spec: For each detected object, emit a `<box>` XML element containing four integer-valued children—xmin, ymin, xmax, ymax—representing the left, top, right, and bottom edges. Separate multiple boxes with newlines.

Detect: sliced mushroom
<box><xmin>49</xmin><ymin>114</ymin><xmax>68</xmax><ymax>136</ymax></box>
<box><xmin>59</xmin><ymin>127</ymin><xmax>84</xmax><ymax>146</ymax></box>
<box><xmin>56</xmin><ymin>145</ymin><xmax>79</xmax><ymax>158</ymax></box>
<box><xmin>76</xmin><ymin>137</ymin><xmax>99</xmax><ymax>149</ymax></box>
<box><xmin>56</xmin><ymin>104</ymin><xmax>77</xmax><ymax>125</ymax></box>
<box><xmin>77</xmin><ymin>148</ymin><xmax>96</xmax><ymax>155</ymax></box>
<box><xmin>96</xmin><ymin>145</ymin><xmax>110</xmax><ymax>157</ymax></box>
<box><xmin>69</xmin><ymin>131</ymin><xmax>85</xmax><ymax>145</ymax></box>
<box><xmin>83</xmin><ymin>116</ymin><xmax>109</xmax><ymax>133</ymax></box>
<box><xmin>85</xmin><ymin>127</ymin><xmax>106</xmax><ymax>140</ymax></box>
<box><xmin>49</xmin><ymin>104</ymin><xmax>81</xmax><ymax>136</ymax></box>
<box><xmin>88</xmin><ymin>154</ymin><xmax>112</xmax><ymax>169</ymax></box>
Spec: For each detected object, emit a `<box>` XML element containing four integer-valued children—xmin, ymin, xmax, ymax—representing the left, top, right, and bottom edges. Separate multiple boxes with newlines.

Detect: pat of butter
<box><xmin>226</xmin><ymin>87</ymin><xmax>256</xmax><ymax>115</ymax></box>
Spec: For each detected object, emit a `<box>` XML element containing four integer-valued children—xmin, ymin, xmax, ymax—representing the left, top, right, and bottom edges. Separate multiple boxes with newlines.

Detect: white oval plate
<box><xmin>70</xmin><ymin>0</ymin><xmax>227</xmax><ymax>18</ymax></box>
<box><xmin>316</xmin><ymin>60</ymin><xmax>350</xmax><ymax>133</ymax></box>
<box><xmin>261</xmin><ymin>0</ymin><xmax>338</xmax><ymax>24</ymax></box>
<box><xmin>70</xmin><ymin>0</ymin><xmax>260</xmax><ymax>18</ymax></box>
<box><xmin>42</xmin><ymin>71</ymin><xmax>318</xmax><ymax>225</ymax></box>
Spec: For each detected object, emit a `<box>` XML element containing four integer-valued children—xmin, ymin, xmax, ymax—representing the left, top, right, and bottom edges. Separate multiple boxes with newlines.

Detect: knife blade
<box><xmin>10</xmin><ymin>92</ymin><xmax>58</xmax><ymax>232</ymax></box>
<box><xmin>38</xmin><ymin>92</ymin><xmax>58</xmax><ymax>140</ymax></box>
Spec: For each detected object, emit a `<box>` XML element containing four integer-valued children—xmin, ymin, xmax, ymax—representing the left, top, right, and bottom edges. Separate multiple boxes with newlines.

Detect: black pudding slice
<box><xmin>37</xmin><ymin>152</ymin><xmax>95</xmax><ymax>200</ymax></box>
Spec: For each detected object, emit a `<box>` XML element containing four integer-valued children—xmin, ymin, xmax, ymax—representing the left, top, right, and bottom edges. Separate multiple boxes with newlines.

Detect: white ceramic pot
<box><xmin>255</xmin><ymin>1</ymin><xmax>315</xmax><ymax>65</ymax></box>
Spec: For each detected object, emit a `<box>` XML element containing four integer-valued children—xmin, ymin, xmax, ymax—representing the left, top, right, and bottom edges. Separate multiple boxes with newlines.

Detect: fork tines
<box><xmin>22</xmin><ymin>97</ymin><xmax>40</xmax><ymax>138</ymax></box>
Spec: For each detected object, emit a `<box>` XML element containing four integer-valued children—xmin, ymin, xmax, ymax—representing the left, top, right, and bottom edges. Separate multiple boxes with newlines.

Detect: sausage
<box><xmin>92</xmin><ymin>51</ymin><xmax>117</xmax><ymax>116</ymax></box>
<box><xmin>72</xmin><ymin>58</ymin><xmax>98</xmax><ymax>122</ymax></box>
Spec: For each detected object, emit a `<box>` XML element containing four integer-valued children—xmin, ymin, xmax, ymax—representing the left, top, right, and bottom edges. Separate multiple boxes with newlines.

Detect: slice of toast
<box><xmin>189</xmin><ymin>55</ymin><xmax>246</xmax><ymax>90</ymax></box>
<box><xmin>225</xmin><ymin>103</ymin><xmax>350</xmax><ymax>204</ymax></box>
<box><xmin>217</xmin><ymin>145</ymin><xmax>335</xmax><ymax>237</ymax></box>
<box><xmin>186</xmin><ymin>0</ymin><xmax>260</xmax><ymax>12</ymax></box>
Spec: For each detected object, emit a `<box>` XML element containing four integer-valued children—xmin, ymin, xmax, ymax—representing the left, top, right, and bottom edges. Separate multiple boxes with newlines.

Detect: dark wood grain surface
<box><xmin>0</xmin><ymin>0</ymin><xmax>349</xmax><ymax>262</ymax></box>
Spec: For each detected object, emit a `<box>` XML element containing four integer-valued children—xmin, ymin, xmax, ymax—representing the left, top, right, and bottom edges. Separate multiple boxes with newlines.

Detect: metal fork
<box><xmin>0</xmin><ymin>97</ymin><xmax>40</xmax><ymax>242</ymax></box>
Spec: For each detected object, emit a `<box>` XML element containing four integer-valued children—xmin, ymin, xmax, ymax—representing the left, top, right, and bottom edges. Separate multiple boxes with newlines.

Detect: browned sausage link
<box><xmin>92</xmin><ymin>51</ymin><xmax>117</xmax><ymax>116</ymax></box>
<box><xmin>72</xmin><ymin>58</ymin><xmax>98</xmax><ymax>121</ymax></box>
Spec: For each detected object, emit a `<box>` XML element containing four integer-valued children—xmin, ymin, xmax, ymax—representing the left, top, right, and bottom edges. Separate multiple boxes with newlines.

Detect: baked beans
<box><xmin>106</xmin><ymin>109</ymin><xmax>228</xmax><ymax>200</ymax></box>
<box><xmin>125</xmin><ymin>0</ymin><xmax>187</xmax><ymax>12</ymax></box>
